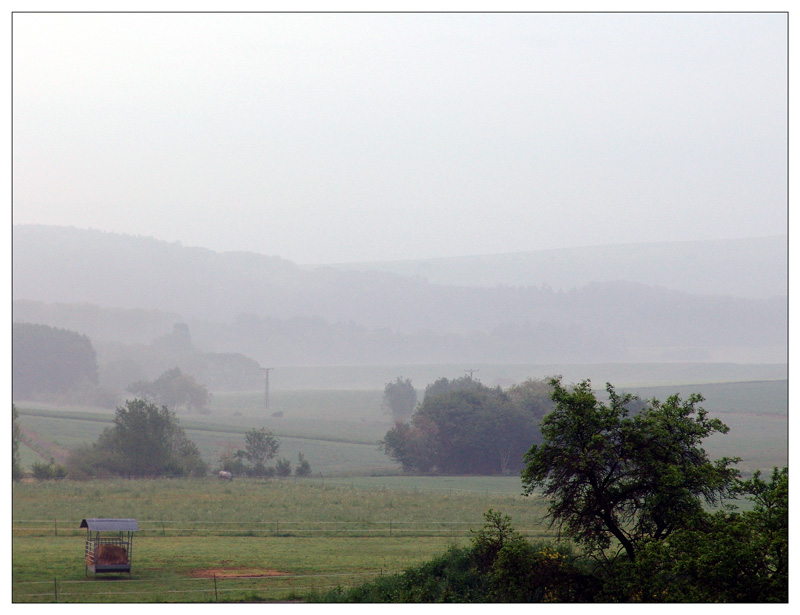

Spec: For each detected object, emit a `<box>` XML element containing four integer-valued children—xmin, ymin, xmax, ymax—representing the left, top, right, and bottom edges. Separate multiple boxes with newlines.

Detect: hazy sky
<box><xmin>12</xmin><ymin>12</ymin><xmax>787</xmax><ymax>264</ymax></box>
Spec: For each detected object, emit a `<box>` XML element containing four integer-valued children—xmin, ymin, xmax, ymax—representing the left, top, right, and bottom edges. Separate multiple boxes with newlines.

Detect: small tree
<box><xmin>470</xmin><ymin>509</ymin><xmax>526</xmax><ymax>572</ymax></box>
<box><xmin>218</xmin><ymin>444</ymin><xmax>248</xmax><ymax>476</ymax></box>
<box><xmin>12</xmin><ymin>404</ymin><xmax>23</xmax><ymax>480</ymax></box>
<box><xmin>295</xmin><ymin>452</ymin><xmax>312</xmax><ymax>477</ymax></box>
<box><xmin>521</xmin><ymin>377</ymin><xmax>740</xmax><ymax>562</ymax></box>
<box><xmin>276</xmin><ymin>457</ymin><xmax>292</xmax><ymax>477</ymax></box>
<box><xmin>382</xmin><ymin>377</ymin><xmax>418</xmax><ymax>422</ymax></box>
<box><xmin>31</xmin><ymin>457</ymin><xmax>67</xmax><ymax>481</ymax></box>
<box><xmin>244</xmin><ymin>427</ymin><xmax>280</xmax><ymax>476</ymax></box>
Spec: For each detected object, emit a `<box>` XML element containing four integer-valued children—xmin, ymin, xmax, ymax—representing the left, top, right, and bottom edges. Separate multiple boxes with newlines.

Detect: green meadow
<box><xmin>12</xmin><ymin>373</ymin><xmax>787</xmax><ymax>602</ymax></box>
<box><xmin>12</xmin><ymin>477</ymin><xmax>553</xmax><ymax>603</ymax></box>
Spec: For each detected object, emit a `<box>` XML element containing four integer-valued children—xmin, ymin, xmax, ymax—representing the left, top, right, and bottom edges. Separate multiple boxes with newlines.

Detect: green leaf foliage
<box><xmin>315</xmin><ymin>510</ymin><xmax>593</xmax><ymax>603</ymax></box>
<box><xmin>275</xmin><ymin>457</ymin><xmax>292</xmax><ymax>477</ymax></box>
<box><xmin>295</xmin><ymin>452</ymin><xmax>312</xmax><ymax>477</ymax></box>
<box><xmin>597</xmin><ymin>467</ymin><xmax>788</xmax><ymax>602</ymax></box>
<box><xmin>521</xmin><ymin>377</ymin><xmax>740</xmax><ymax>561</ymax></box>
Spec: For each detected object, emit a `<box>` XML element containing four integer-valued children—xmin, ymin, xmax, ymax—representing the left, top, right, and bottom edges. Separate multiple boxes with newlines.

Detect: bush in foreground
<box><xmin>311</xmin><ymin>481</ymin><xmax>787</xmax><ymax>604</ymax></box>
<box><xmin>310</xmin><ymin>509</ymin><xmax>592</xmax><ymax>603</ymax></box>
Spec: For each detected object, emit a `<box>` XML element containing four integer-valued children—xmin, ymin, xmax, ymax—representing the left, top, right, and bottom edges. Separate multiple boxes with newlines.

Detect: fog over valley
<box><xmin>12</xmin><ymin>224</ymin><xmax>786</xmax><ymax>397</ymax></box>
<box><xmin>10</xmin><ymin>11</ymin><xmax>787</xmax><ymax>460</ymax></box>
<box><xmin>10</xmin><ymin>15</ymin><xmax>790</xmax><ymax>601</ymax></box>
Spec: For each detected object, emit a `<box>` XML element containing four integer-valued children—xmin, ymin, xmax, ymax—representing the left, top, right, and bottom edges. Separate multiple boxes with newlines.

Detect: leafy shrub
<box><xmin>31</xmin><ymin>458</ymin><xmax>67</xmax><ymax>481</ymax></box>
<box><xmin>275</xmin><ymin>457</ymin><xmax>292</xmax><ymax>477</ymax></box>
<box><xmin>314</xmin><ymin>546</ymin><xmax>485</xmax><ymax>603</ymax></box>
<box><xmin>295</xmin><ymin>452</ymin><xmax>311</xmax><ymax>477</ymax></box>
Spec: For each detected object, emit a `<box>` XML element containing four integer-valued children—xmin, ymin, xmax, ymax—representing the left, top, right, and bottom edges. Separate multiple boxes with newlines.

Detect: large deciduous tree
<box><xmin>521</xmin><ymin>377</ymin><xmax>740</xmax><ymax>562</ymax></box>
<box><xmin>382</xmin><ymin>377</ymin><xmax>550</xmax><ymax>475</ymax></box>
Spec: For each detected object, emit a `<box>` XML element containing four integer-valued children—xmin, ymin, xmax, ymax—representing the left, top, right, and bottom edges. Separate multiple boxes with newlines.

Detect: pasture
<box><xmin>12</xmin><ymin>477</ymin><xmax>553</xmax><ymax>603</ymax></box>
<box><xmin>11</xmin><ymin>374</ymin><xmax>787</xmax><ymax>602</ymax></box>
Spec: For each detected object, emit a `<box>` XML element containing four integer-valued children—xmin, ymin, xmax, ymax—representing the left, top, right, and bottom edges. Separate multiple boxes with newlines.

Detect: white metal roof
<box><xmin>80</xmin><ymin>518</ymin><xmax>139</xmax><ymax>531</ymax></box>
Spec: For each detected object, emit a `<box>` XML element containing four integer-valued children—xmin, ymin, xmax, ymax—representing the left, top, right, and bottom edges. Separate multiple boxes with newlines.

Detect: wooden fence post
<box><xmin>214</xmin><ymin>573</ymin><xmax>218</xmax><ymax>601</ymax></box>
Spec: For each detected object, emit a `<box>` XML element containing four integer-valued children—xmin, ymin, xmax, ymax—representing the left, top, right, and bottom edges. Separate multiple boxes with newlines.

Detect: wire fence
<box><xmin>13</xmin><ymin>519</ymin><xmax>553</xmax><ymax>539</ymax></box>
<box><xmin>12</xmin><ymin>570</ymin><xmax>390</xmax><ymax>603</ymax></box>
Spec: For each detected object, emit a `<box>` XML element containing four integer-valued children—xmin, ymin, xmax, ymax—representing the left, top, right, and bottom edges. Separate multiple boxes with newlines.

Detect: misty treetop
<box><xmin>381</xmin><ymin>377</ymin><xmax>554</xmax><ymax>475</ymax></box>
<box><xmin>127</xmin><ymin>367</ymin><xmax>211</xmax><ymax>414</ymax></box>
<box><xmin>108</xmin><ymin>321</ymin><xmax>262</xmax><ymax>393</ymax></box>
<box><xmin>216</xmin><ymin>427</ymin><xmax>313</xmax><ymax>478</ymax></box>
<box><xmin>382</xmin><ymin>377</ymin><xmax>418</xmax><ymax>422</ymax></box>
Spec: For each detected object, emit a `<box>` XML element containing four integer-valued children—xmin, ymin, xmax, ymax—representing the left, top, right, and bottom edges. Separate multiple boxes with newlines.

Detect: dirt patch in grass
<box><xmin>190</xmin><ymin>567</ymin><xmax>290</xmax><ymax>578</ymax></box>
<box><xmin>19</xmin><ymin>426</ymin><xmax>71</xmax><ymax>463</ymax></box>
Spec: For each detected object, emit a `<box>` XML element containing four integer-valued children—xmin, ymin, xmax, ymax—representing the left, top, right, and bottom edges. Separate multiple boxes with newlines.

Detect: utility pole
<box><xmin>465</xmin><ymin>369</ymin><xmax>479</xmax><ymax>380</ymax></box>
<box><xmin>260</xmin><ymin>368</ymin><xmax>273</xmax><ymax>410</ymax></box>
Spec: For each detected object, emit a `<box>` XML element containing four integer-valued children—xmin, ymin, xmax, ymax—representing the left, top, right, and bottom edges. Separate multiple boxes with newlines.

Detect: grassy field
<box><xmin>11</xmin><ymin>477</ymin><xmax>547</xmax><ymax>528</ymax></box>
<box><xmin>12</xmin><ymin>534</ymin><xmax>461</xmax><ymax>603</ymax></box>
<box><xmin>14</xmin><ymin>378</ymin><xmax>787</xmax><ymax>478</ymax></box>
<box><xmin>15</xmin><ymin>389</ymin><xmax>400</xmax><ymax>476</ymax></box>
<box><xmin>12</xmin><ymin>477</ymin><xmax>553</xmax><ymax>603</ymax></box>
<box><xmin>12</xmin><ymin>370</ymin><xmax>786</xmax><ymax>604</ymax></box>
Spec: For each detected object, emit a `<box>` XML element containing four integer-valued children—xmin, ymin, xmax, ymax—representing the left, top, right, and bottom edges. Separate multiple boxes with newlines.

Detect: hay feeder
<box><xmin>80</xmin><ymin>518</ymin><xmax>139</xmax><ymax>576</ymax></box>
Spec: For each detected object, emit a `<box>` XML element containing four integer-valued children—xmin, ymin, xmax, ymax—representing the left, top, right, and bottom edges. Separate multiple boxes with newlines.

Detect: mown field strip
<box><xmin>11</xmin><ymin>531</ymin><xmax>483</xmax><ymax>603</ymax></box>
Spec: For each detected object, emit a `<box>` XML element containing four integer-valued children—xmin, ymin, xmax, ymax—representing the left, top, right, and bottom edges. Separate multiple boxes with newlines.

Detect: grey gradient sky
<box><xmin>12</xmin><ymin>12</ymin><xmax>787</xmax><ymax>264</ymax></box>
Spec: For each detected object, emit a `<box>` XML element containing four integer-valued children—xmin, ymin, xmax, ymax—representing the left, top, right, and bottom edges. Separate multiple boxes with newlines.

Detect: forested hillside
<box><xmin>330</xmin><ymin>235</ymin><xmax>787</xmax><ymax>299</ymax></box>
<box><xmin>13</xmin><ymin>225</ymin><xmax>787</xmax><ymax>367</ymax></box>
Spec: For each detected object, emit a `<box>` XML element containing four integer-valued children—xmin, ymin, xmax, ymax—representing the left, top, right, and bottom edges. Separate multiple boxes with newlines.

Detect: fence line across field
<box><xmin>13</xmin><ymin>518</ymin><xmax>551</xmax><ymax>538</ymax></box>
<box><xmin>17</xmin><ymin>584</ymin><xmax>353</xmax><ymax>602</ymax></box>
<box><xmin>12</xmin><ymin>570</ymin><xmax>392</xmax><ymax>602</ymax></box>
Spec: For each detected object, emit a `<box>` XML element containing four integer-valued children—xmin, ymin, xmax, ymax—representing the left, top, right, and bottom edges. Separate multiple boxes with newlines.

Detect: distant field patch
<box><xmin>13</xmin><ymin>379</ymin><xmax>787</xmax><ymax>478</ymax></box>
